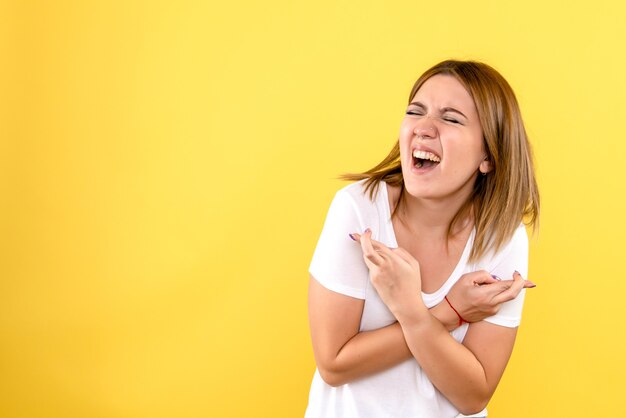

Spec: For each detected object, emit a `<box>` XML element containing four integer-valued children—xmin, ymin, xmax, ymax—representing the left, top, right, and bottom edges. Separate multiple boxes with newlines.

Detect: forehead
<box><xmin>411</xmin><ymin>74</ymin><xmax>476</xmax><ymax>114</ymax></box>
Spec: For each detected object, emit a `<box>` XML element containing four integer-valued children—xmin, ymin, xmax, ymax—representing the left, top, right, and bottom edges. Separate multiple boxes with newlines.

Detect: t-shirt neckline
<box><xmin>379</xmin><ymin>181</ymin><xmax>475</xmax><ymax>300</ymax></box>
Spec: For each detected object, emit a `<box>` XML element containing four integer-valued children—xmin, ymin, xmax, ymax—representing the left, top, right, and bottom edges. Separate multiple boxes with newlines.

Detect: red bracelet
<box><xmin>444</xmin><ymin>296</ymin><xmax>467</xmax><ymax>327</ymax></box>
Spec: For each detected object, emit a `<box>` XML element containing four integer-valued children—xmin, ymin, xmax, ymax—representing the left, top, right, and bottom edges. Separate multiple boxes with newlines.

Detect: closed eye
<box><xmin>406</xmin><ymin>102</ymin><xmax>426</xmax><ymax>117</ymax></box>
<box><xmin>442</xmin><ymin>117</ymin><xmax>460</xmax><ymax>124</ymax></box>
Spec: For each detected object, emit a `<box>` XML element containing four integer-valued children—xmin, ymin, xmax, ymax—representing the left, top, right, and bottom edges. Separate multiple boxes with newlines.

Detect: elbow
<box><xmin>318</xmin><ymin>365</ymin><xmax>348</xmax><ymax>387</ymax></box>
<box><xmin>457</xmin><ymin>402</ymin><xmax>488</xmax><ymax>416</ymax></box>
<box><xmin>456</xmin><ymin>394</ymin><xmax>491</xmax><ymax>416</ymax></box>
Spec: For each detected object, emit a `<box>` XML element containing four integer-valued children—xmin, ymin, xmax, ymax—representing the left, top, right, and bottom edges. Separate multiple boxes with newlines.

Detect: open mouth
<box><xmin>412</xmin><ymin>149</ymin><xmax>441</xmax><ymax>169</ymax></box>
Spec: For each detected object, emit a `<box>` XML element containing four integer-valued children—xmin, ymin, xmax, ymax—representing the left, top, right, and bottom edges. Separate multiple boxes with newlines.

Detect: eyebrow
<box><xmin>409</xmin><ymin>101</ymin><xmax>468</xmax><ymax>119</ymax></box>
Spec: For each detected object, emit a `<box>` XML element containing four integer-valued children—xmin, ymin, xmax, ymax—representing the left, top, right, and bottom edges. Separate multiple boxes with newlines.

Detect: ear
<box><xmin>479</xmin><ymin>157</ymin><xmax>493</xmax><ymax>174</ymax></box>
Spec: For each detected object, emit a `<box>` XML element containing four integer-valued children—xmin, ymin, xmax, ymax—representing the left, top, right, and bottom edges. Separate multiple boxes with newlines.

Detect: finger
<box><xmin>370</xmin><ymin>238</ymin><xmax>396</xmax><ymax>258</ymax></box>
<box><xmin>362</xmin><ymin>255</ymin><xmax>379</xmax><ymax>272</ymax></box>
<box><xmin>392</xmin><ymin>247</ymin><xmax>420</xmax><ymax>270</ymax></box>
<box><xmin>351</xmin><ymin>232</ymin><xmax>396</xmax><ymax>258</ymax></box>
<box><xmin>491</xmin><ymin>271</ymin><xmax>526</xmax><ymax>304</ymax></box>
<box><xmin>524</xmin><ymin>279</ymin><xmax>537</xmax><ymax>288</ymax></box>
<box><xmin>478</xmin><ymin>279</ymin><xmax>515</xmax><ymax>298</ymax></box>
<box><xmin>472</xmin><ymin>273</ymin><xmax>500</xmax><ymax>286</ymax></box>
<box><xmin>359</xmin><ymin>229</ymin><xmax>384</xmax><ymax>266</ymax></box>
<box><xmin>349</xmin><ymin>233</ymin><xmax>360</xmax><ymax>242</ymax></box>
<box><xmin>472</xmin><ymin>277</ymin><xmax>514</xmax><ymax>298</ymax></box>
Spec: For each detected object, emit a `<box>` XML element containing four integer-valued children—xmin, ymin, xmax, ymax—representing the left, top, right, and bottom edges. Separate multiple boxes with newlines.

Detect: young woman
<box><xmin>306</xmin><ymin>60</ymin><xmax>539</xmax><ymax>418</ymax></box>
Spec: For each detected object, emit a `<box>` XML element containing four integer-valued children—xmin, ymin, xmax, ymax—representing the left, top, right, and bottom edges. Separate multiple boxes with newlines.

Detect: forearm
<box><xmin>320</xmin><ymin>321</ymin><xmax>411</xmax><ymax>386</ymax></box>
<box><xmin>398</xmin><ymin>312</ymin><xmax>490</xmax><ymax>414</ymax></box>
<box><xmin>348</xmin><ymin>231</ymin><xmax>522</xmax><ymax>412</ymax></box>
<box><xmin>322</xmin><ymin>302</ymin><xmax>458</xmax><ymax>386</ymax></box>
<box><xmin>430</xmin><ymin>301</ymin><xmax>459</xmax><ymax>331</ymax></box>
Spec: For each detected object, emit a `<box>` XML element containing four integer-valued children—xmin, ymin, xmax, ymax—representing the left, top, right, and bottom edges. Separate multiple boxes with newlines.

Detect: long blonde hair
<box><xmin>342</xmin><ymin>60</ymin><xmax>539</xmax><ymax>261</ymax></box>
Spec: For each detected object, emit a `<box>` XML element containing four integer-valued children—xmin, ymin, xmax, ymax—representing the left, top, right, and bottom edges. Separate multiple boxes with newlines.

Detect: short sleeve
<box><xmin>309</xmin><ymin>189</ymin><xmax>370</xmax><ymax>299</ymax></box>
<box><xmin>483</xmin><ymin>225</ymin><xmax>529</xmax><ymax>328</ymax></box>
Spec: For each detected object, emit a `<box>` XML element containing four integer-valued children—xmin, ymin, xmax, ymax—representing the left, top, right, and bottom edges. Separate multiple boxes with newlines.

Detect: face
<box><xmin>399</xmin><ymin>74</ymin><xmax>492</xmax><ymax>203</ymax></box>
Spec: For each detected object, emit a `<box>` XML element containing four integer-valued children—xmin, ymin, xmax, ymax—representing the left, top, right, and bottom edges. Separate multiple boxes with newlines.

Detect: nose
<box><xmin>413</xmin><ymin>121</ymin><xmax>437</xmax><ymax>139</ymax></box>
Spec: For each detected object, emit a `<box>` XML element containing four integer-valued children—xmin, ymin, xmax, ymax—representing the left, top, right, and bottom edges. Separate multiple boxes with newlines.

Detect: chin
<box><xmin>402</xmin><ymin>180</ymin><xmax>436</xmax><ymax>200</ymax></box>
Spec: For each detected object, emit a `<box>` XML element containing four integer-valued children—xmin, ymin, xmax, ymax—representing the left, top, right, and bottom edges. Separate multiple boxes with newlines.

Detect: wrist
<box><xmin>444</xmin><ymin>295</ymin><xmax>468</xmax><ymax>327</ymax></box>
<box><xmin>394</xmin><ymin>301</ymin><xmax>429</xmax><ymax>328</ymax></box>
<box><xmin>431</xmin><ymin>301</ymin><xmax>460</xmax><ymax>331</ymax></box>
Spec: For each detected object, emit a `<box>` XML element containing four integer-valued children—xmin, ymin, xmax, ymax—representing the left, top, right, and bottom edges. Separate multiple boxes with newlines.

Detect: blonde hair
<box><xmin>342</xmin><ymin>60</ymin><xmax>539</xmax><ymax>261</ymax></box>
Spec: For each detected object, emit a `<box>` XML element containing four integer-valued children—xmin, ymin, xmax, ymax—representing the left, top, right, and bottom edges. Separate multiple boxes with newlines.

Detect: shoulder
<box><xmin>472</xmin><ymin>224</ymin><xmax>528</xmax><ymax>272</ymax></box>
<box><xmin>337</xmin><ymin>179</ymin><xmax>379</xmax><ymax>200</ymax></box>
<box><xmin>320</xmin><ymin>180</ymin><xmax>389</xmax><ymax>240</ymax></box>
<box><xmin>503</xmin><ymin>224</ymin><xmax>529</xmax><ymax>256</ymax></box>
<box><xmin>333</xmin><ymin>179</ymin><xmax>385</xmax><ymax>211</ymax></box>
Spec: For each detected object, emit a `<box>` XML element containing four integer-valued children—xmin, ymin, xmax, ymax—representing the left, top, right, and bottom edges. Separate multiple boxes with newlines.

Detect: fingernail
<box><xmin>364</xmin><ymin>228</ymin><xmax>371</xmax><ymax>234</ymax></box>
<box><xmin>514</xmin><ymin>270</ymin><xmax>520</xmax><ymax>276</ymax></box>
<box><xmin>348</xmin><ymin>233</ymin><xmax>356</xmax><ymax>241</ymax></box>
<box><xmin>526</xmin><ymin>280</ymin><xmax>537</xmax><ymax>288</ymax></box>
<box><xmin>491</xmin><ymin>274</ymin><xmax>501</xmax><ymax>281</ymax></box>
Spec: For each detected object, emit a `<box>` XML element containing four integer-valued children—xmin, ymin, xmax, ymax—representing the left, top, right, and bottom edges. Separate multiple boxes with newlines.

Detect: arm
<box><xmin>307</xmin><ymin>189</ymin><xmax>423</xmax><ymax>385</ymax></box>
<box><xmin>307</xmin><ymin>190</ymin><xmax>529</xmax><ymax>388</ymax></box>
<box><xmin>308</xmin><ymin>276</ymin><xmax>411</xmax><ymax>386</ymax></box>
<box><xmin>359</xmin><ymin>230</ymin><xmax>528</xmax><ymax>414</ymax></box>
<box><xmin>397</xmin><ymin>300</ymin><xmax>520</xmax><ymax>414</ymax></box>
<box><xmin>431</xmin><ymin>297</ymin><xmax>464</xmax><ymax>331</ymax></box>
<box><xmin>308</xmin><ymin>270</ymin><xmax>526</xmax><ymax>386</ymax></box>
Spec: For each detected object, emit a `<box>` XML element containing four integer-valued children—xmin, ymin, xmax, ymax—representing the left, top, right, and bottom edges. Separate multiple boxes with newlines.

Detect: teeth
<box><xmin>412</xmin><ymin>150</ymin><xmax>440</xmax><ymax>162</ymax></box>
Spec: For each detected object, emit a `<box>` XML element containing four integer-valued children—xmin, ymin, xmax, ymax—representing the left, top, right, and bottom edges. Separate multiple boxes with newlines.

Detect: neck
<box><xmin>397</xmin><ymin>189</ymin><xmax>473</xmax><ymax>240</ymax></box>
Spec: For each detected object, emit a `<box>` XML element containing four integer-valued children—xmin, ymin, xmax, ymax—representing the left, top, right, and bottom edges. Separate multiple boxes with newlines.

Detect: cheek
<box><xmin>447</xmin><ymin>132</ymin><xmax>485</xmax><ymax>159</ymax></box>
<box><xmin>399</xmin><ymin>120</ymin><xmax>414</xmax><ymax>141</ymax></box>
<box><xmin>442</xmin><ymin>144</ymin><xmax>484</xmax><ymax>172</ymax></box>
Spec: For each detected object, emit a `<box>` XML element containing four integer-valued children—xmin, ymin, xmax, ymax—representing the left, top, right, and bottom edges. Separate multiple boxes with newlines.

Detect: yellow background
<box><xmin>2</xmin><ymin>1</ymin><xmax>625</xmax><ymax>416</ymax></box>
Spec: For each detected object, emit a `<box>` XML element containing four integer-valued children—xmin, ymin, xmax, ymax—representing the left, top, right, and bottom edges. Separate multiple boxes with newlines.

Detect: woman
<box><xmin>306</xmin><ymin>60</ymin><xmax>539</xmax><ymax>418</ymax></box>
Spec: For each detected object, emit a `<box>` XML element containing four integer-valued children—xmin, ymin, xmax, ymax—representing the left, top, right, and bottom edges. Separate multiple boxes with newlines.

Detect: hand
<box><xmin>351</xmin><ymin>230</ymin><xmax>427</xmax><ymax>319</ymax></box>
<box><xmin>445</xmin><ymin>270</ymin><xmax>535</xmax><ymax>323</ymax></box>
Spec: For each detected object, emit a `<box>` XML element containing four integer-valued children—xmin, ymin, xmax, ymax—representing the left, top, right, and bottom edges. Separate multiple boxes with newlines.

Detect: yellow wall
<box><xmin>2</xmin><ymin>1</ymin><xmax>625</xmax><ymax>416</ymax></box>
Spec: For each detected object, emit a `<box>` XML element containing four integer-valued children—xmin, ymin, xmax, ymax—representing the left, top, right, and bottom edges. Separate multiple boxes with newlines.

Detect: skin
<box><xmin>308</xmin><ymin>75</ymin><xmax>534</xmax><ymax>414</ymax></box>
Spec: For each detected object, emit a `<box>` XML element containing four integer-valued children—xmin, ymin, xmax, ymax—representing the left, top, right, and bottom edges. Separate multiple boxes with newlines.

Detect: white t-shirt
<box><xmin>306</xmin><ymin>180</ymin><xmax>528</xmax><ymax>418</ymax></box>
